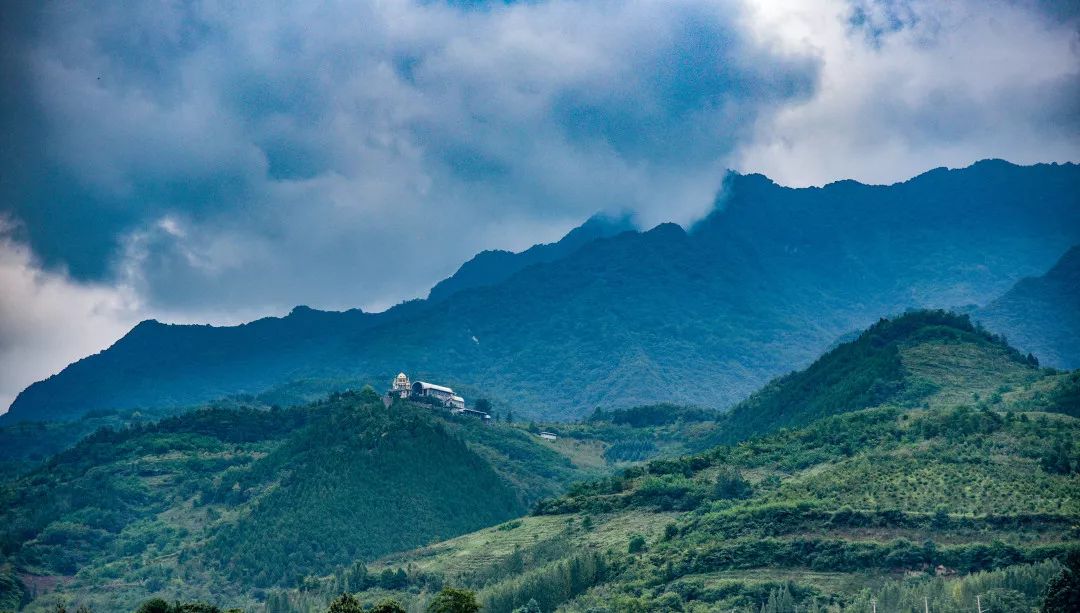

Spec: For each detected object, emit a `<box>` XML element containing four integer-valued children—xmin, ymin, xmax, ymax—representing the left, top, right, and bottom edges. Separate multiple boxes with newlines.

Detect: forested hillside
<box><xmin>426</xmin><ymin>214</ymin><xmax>635</xmax><ymax>303</ymax></box>
<box><xmin>709</xmin><ymin>310</ymin><xmax>1046</xmax><ymax>444</ymax></box>
<box><xmin>6</xmin><ymin>161</ymin><xmax>1080</xmax><ymax>424</ymax></box>
<box><xmin>976</xmin><ymin>245</ymin><xmax>1080</xmax><ymax>369</ymax></box>
<box><xmin>255</xmin><ymin>313</ymin><xmax>1080</xmax><ymax>613</ymax></box>
<box><xmin>0</xmin><ymin>392</ymin><xmax>621</xmax><ymax>612</ymax></box>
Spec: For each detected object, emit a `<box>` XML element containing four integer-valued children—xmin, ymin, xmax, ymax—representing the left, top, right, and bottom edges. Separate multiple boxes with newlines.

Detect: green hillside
<box><xmin>262</xmin><ymin>313</ymin><xmax>1080</xmax><ymax>613</ymax></box>
<box><xmin>0</xmin><ymin>391</ymin><xmax>620</xmax><ymax>612</ymax></box>
<box><xmin>273</xmin><ymin>403</ymin><xmax>1079</xmax><ymax>612</ymax></box>
<box><xmin>4</xmin><ymin>311</ymin><xmax>1078</xmax><ymax>612</ymax></box>
<box><xmin>711</xmin><ymin>310</ymin><xmax>1044</xmax><ymax>445</ymax></box>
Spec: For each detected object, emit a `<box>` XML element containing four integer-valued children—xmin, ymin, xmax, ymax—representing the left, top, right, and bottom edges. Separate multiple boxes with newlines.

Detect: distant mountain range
<box><xmin>975</xmin><ymin>245</ymin><xmax>1080</xmax><ymax>368</ymax></box>
<box><xmin>4</xmin><ymin>159</ymin><xmax>1079</xmax><ymax>423</ymax></box>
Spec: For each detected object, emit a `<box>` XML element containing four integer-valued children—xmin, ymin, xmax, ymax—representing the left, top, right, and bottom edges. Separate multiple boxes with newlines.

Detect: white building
<box><xmin>539</xmin><ymin>431</ymin><xmax>558</xmax><ymax>441</ymax></box>
<box><xmin>388</xmin><ymin>373</ymin><xmax>473</xmax><ymax>413</ymax></box>
<box><xmin>389</xmin><ymin>372</ymin><xmax>411</xmax><ymax>399</ymax></box>
<box><xmin>412</xmin><ymin>381</ymin><xmax>456</xmax><ymax>403</ymax></box>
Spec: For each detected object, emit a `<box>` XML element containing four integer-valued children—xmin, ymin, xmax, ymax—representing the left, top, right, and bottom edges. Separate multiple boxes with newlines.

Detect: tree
<box><xmin>474</xmin><ymin>398</ymin><xmax>492</xmax><ymax>413</ymax></box>
<box><xmin>982</xmin><ymin>589</ymin><xmax>1026</xmax><ymax>612</ymax></box>
<box><xmin>370</xmin><ymin>599</ymin><xmax>407</xmax><ymax>613</ymax></box>
<box><xmin>512</xmin><ymin>599</ymin><xmax>543</xmax><ymax>613</ymax></box>
<box><xmin>327</xmin><ymin>593</ymin><xmax>364</xmax><ymax>613</ymax></box>
<box><xmin>359</xmin><ymin>385</ymin><xmax>382</xmax><ymax>405</ymax></box>
<box><xmin>1041</xmin><ymin>442</ymin><xmax>1073</xmax><ymax>475</ymax></box>
<box><xmin>628</xmin><ymin>534</ymin><xmax>647</xmax><ymax>554</ymax></box>
<box><xmin>713</xmin><ymin>467</ymin><xmax>753</xmax><ymax>500</ymax></box>
<box><xmin>426</xmin><ymin>587</ymin><xmax>480</xmax><ymax>613</ymax></box>
<box><xmin>1042</xmin><ymin>550</ymin><xmax>1080</xmax><ymax>612</ymax></box>
<box><xmin>136</xmin><ymin>600</ymin><xmax>172</xmax><ymax>613</ymax></box>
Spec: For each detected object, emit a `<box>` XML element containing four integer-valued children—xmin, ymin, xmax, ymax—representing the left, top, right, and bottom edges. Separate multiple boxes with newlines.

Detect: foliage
<box><xmin>135</xmin><ymin>600</ymin><xmax>239</xmax><ymax>613</ymax></box>
<box><xmin>587</xmin><ymin>404</ymin><xmax>717</xmax><ymax>427</ymax></box>
<box><xmin>511</xmin><ymin>598</ymin><xmax>542</xmax><ymax>613</ymax></box>
<box><xmin>203</xmin><ymin>400</ymin><xmax>524</xmax><ymax>587</ymax></box>
<box><xmin>369</xmin><ymin>600</ymin><xmax>407</xmax><ymax>613</ymax></box>
<box><xmin>478</xmin><ymin>551</ymin><xmax>608</xmax><ymax>613</ymax></box>
<box><xmin>0</xmin><ymin>393</ymin><xmax>611</xmax><ymax>610</ymax></box>
<box><xmin>1042</xmin><ymin>550</ymin><xmax>1080</xmax><ymax>613</ymax></box>
<box><xmin>711</xmin><ymin>310</ymin><xmax>1042</xmax><ymax>444</ymax></box>
<box><xmin>426</xmin><ymin>588</ymin><xmax>480</xmax><ymax>613</ymax></box>
<box><xmin>326</xmin><ymin>593</ymin><xmax>363</xmax><ymax>613</ymax></box>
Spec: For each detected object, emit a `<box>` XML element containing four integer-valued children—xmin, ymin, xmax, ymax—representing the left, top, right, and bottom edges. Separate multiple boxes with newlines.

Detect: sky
<box><xmin>0</xmin><ymin>0</ymin><xmax>1078</xmax><ymax>412</ymax></box>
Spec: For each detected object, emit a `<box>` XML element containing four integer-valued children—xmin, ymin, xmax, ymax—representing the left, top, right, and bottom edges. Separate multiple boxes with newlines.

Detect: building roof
<box><xmin>453</xmin><ymin>408</ymin><xmax>491</xmax><ymax>419</ymax></box>
<box><xmin>450</xmin><ymin>395</ymin><xmax>464</xmax><ymax>403</ymax></box>
<box><xmin>413</xmin><ymin>381</ymin><xmax>454</xmax><ymax>394</ymax></box>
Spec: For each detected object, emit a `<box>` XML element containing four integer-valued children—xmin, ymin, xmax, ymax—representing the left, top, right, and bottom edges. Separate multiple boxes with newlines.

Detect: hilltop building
<box><xmin>389</xmin><ymin>372</ymin><xmax>411</xmax><ymax>399</ymax></box>
<box><xmin>412</xmin><ymin>381</ymin><xmax>466</xmax><ymax>409</ymax></box>
<box><xmin>386</xmin><ymin>373</ymin><xmax>470</xmax><ymax>412</ymax></box>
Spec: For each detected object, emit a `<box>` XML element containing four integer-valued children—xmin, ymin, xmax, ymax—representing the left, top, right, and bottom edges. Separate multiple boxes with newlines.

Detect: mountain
<box><xmin>975</xmin><ymin>245</ymin><xmax>1080</xmax><ymax>369</ymax></box>
<box><xmin>256</xmin><ymin>313</ymin><xmax>1079</xmax><ymax>613</ymax></box>
<box><xmin>427</xmin><ymin>213</ymin><xmax>636</xmax><ymax>302</ymax></box>
<box><xmin>708</xmin><ymin>310</ymin><xmax>1045</xmax><ymax>445</ymax></box>
<box><xmin>6</xmin><ymin>160</ymin><xmax>1079</xmax><ymax>424</ymax></box>
<box><xmin>4</xmin><ymin>312</ymin><xmax>1078</xmax><ymax>611</ymax></box>
<box><xmin>0</xmin><ymin>391</ymin><xmax>620</xmax><ymax>611</ymax></box>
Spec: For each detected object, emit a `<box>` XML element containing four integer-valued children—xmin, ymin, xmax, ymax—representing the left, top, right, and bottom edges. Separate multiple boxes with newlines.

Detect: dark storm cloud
<box><xmin>0</xmin><ymin>0</ymin><xmax>818</xmax><ymax>312</ymax></box>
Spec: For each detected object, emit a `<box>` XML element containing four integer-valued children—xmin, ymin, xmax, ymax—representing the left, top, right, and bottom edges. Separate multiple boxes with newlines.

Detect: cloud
<box><xmin>734</xmin><ymin>0</ymin><xmax>1080</xmax><ymax>185</ymax></box>
<box><xmin>0</xmin><ymin>0</ymin><xmax>1077</xmax><ymax>409</ymax></box>
<box><xmin>2</xmin><ymin>0</ymin><xmax>820</xmax><ymax>311</ymax></box>
<box><xmin>0</xmin><ymin>220</ymin><xmax>140</xmax><ymax>412</ymax></box>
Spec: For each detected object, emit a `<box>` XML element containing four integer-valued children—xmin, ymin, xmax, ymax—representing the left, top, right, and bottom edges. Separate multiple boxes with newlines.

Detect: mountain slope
<box><xmin>276</xmin><ymin>314</ymin><xmax>1079</xmax><ymax>613</ymax></box>
<box><xmin>7</xmin><ymin>160</ymin><xmax>1080</xmax><ymax>423</ymax></box>
<box><xmin>976</xmin><ymin>245</ymin><xmax>1080</xmax><ymax>368</ymax></box>
<box><xmin>710</xmin><ymin>310</ymin><xmax>1043</xmax><ymax>444</ymax></box>
<box><xmin>0</xmin><ymin>391</ymin><xmax>612</xmax><ymax>611</ymax></box>
<box><xmin>427</xmin><ymin>213</ymin><xmax>635</xmax><ymax>303</ymax></box>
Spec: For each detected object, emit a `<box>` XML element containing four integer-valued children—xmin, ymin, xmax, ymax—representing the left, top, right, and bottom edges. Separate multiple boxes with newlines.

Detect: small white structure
<box><xmin>389</xmin><ymin>372</ymin><xmax>411</xmax><ymax>399</ymax></box>
<box><xmin>539</xmin><ymin>431</ymin><xmax>558</xmax><ymax>441</ymax></box>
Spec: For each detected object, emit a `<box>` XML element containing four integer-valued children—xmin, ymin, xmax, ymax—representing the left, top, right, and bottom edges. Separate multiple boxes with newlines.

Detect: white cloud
<box><xmin>735</xmin><ymin>0</ymin><xmax>1080</xmax><ymax>186</ymax></box>
<box><xmin>0</xmin><ymin>224</ymin><xmax>140</xmax><ymax>413</ymax></box>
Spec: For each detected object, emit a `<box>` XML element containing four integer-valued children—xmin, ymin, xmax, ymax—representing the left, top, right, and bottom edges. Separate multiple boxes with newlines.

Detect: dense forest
<box><xmin>0</xmin><ymin>390</ymin><xmax>625</xmax><ymax>611</ymax></box>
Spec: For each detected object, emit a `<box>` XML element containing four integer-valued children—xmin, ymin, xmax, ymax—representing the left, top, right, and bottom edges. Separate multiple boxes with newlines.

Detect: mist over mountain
<box><xmin>5</xmin><ymin>160</ymin><xmax>1079</xmax><ymax>424</ymax></box>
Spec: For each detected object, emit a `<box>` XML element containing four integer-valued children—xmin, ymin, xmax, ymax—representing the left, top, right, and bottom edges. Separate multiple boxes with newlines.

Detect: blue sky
<box><xmin>0</xmin><ymin>0</ymin><xmax>1078</xmax><ymax>410</ymax></box>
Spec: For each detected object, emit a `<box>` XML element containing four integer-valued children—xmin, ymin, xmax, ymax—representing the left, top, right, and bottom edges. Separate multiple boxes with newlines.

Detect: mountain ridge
<box><xmin>6</xmin><ymin>159</ymin><xmax>1079</xmax><ymax>424</ymax></box>
<box><xmin>975</xmin><ymin>244</ymin><xmax>1080</xmax><ymax>368</ymax></box>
